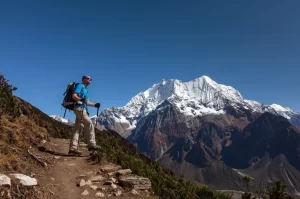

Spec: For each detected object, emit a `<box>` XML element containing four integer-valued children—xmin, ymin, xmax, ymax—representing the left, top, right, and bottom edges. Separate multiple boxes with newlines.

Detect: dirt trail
<box><xmin>34</xmin><ymin>138</ymin><xmax>155</xmax><ymax>199</ymax></box>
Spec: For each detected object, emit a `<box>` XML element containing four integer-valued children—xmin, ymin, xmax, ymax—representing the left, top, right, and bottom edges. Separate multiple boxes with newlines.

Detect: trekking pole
<box><xmin>95</xmin><ymin>104</ymin><xmax>100</xmax><ymax>130</ymax></box>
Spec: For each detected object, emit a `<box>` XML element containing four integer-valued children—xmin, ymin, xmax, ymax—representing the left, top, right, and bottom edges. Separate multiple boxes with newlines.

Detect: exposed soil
<box><xmin>0</xmin><ymin>138</ymin><xmax>157</xmax><ymax>199</ymax></box>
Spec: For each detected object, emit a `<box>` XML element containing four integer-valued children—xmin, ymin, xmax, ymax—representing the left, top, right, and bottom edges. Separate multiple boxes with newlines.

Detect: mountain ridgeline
<box><xmin>98</xmin><ymin>75</ymin><xmax>300</xmax><ymax>196</ymax></box>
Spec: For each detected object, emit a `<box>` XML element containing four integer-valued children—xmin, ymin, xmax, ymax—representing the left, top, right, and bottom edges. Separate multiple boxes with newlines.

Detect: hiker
<box><xmin>68</xmin><ymin>75</ymin><xmax>101</xmax><ymax>155</ymax></box>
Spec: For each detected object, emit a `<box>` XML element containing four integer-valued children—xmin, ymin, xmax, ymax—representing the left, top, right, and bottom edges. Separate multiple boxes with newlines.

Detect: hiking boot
<box><xmin>68</xmin><ymin>149</ymin><xmax>83</xmax><ymax>156</ymax></box>
<box><xmin>88</xmin><ymin>145</ymin><xmax>101</xmax><ymax>151</ymax></box>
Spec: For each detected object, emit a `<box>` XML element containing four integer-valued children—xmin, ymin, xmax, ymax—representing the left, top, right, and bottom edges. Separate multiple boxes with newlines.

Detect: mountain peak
<box><xmin>160</xmin><ymin>79</ymin><xmax>166</xmax><ymax>85</ymax></box>
<box><xmin>98</xmin><ymin>75</ymin><xmax>300</xmax><ymax>136</ymax></box>
<box><xmin>105</xmin><ymin>75</ymin><xmax>245</xmax><ymax>120</ymax></box>
<box><xmin>199</xmin><ymin>75</ymin><xmax>217</xmax><ymax>84</ymax></box>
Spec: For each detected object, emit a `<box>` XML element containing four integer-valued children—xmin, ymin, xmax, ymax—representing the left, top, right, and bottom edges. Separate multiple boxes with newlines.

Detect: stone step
<box><xmin>99</xmin><ymin>163</ymin><xmax>122</xmax><ymax>173</ymax></box>
<box><xmin>118</xmin><ymin>174</ymin><xmax>151</xmax><ymax>190</ymax></box>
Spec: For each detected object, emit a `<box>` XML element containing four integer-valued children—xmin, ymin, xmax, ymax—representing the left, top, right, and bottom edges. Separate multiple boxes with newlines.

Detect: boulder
<box><xmin>86</xmin><ymin>180</ymin><xmax>92</xmax><ymax>185</ymax></box>
<box><xmin>95</xmin><ymin>192</ymin><xmax>105</xmax><ymax>197</ymax></box>
<box><xmin>131</xmin><ymin>189</ymin><xmax>138</xmax><ymax>195</ymax></box>
<box><xmin>114</xmin><ymin>190</ymin><xmax>122</xmax><ymax>196</ymax></box>
<box><xmin>9</xmin><ymin>174</ymin><xmax>37</xmax><ymax>186</ymax></box>
<box><xmin>79</xmin><ymin>179</ymin><xmax>86</xmax><ymax>187</ymax></box>
<box><xmin>90</xmin><ymin>185</ymin><xmax>98</xmax><ymax>190</ymax></box>
<box><xmin>81</xmin><ymin>190</ymin><xmax>89</xmax><ymax>196</ymax></box>
<box><xmin>0</xmin><ymin>174</ymin><xmax>11</xmax><ymax>187</ymax></box>
<box><xmin>111</xmin><ymin>183</ymin><xmax>117</xmax><ymax>189</ymax></box>
<box><xmin>118</xmin><ymin>174</ymin><xmax>151</xmax><ymax>190</ymax></box>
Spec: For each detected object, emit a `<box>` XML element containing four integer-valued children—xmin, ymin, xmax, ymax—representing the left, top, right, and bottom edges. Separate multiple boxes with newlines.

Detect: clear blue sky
<box><xmin>1</xmin><ymin>0</ymin><xmax>299</xmax><ymax>120</ymax></box>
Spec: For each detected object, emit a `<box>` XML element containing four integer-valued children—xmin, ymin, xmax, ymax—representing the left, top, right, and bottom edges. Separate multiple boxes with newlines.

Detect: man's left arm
<box><xmin>87</xmin><ymin>100</ymin><xmax>96</xmax><ymax>107</ymax></box>
<box><xmin>87</xmin><ymin>100</ymin><xmax>100</xmax><ymax>108</ymax></box>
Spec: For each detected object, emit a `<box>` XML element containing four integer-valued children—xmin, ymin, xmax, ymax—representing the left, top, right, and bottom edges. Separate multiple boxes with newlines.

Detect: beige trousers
<box><xmin>69</xmin><ymin>108</ymin><xmax>96</xmax><ymax>151</ymax></box>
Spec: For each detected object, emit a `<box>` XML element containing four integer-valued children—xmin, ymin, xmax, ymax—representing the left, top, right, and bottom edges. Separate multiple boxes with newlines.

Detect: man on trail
<box><xmin>69</xmin><ymin>75</ymin><xmax>101</xmax><ymax>156</ymax></box>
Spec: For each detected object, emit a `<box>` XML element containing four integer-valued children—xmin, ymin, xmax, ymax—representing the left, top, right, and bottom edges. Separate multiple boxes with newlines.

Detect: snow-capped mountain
<box><xmin>97</xmin><ymin>75</ymin><xmax>300</xmax><ymax>194</ymax></box>
<box><xmin>98</xmin><ymin>75</ymin><xmax>300</xmax><ymax>137</ymax></box>
<box><xmin>49</xmin><ymin>115</ymin><xmax>75</xmax><ymax>126</ymax></box>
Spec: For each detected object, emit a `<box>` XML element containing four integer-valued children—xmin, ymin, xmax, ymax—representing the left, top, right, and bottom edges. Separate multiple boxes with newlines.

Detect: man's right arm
<box><xmin>72</xmin><ymin>84</ymin><xmax>83</xmax><ymax>102</ymax></box>
<box><xmin>72</xmin><ymin>93</ymin><xmax>81</xmax><ymax>101</ymax></box>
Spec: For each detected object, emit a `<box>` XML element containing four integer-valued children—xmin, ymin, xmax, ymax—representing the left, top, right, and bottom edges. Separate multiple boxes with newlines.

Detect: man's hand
<box><xmin>80</xmin><ymin>97</ymin><xmax>86</xmax><ymax>102</ymax></box>
<box><xmin>94</xmin><ymin>103</ymin><xmax>100</xmax><ymax>108</ymax></box>
<box><xmin>76</xmin><ymin>97</ymin><xmax>86</xmax><ymax>104</ymax></box>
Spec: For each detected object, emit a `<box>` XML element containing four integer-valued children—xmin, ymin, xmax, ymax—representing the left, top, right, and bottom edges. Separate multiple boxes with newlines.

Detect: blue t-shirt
<box><xmin>73</xmin><ymin>83</ymin><xmax>88</xmax><ymax>109</ymax></box>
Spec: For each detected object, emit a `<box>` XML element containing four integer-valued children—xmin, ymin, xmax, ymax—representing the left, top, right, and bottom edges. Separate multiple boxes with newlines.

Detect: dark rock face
<box><xmin>222</xmin><ymin>112</ymin><xmax>300</xmax><ymax>170</ymax></box>
<box><xmin>128</xmin><ymin>100</ymin><xmax>190</xmax><ymax>160</ymax></box>
<box><xmin>129</xmin><ymin>102</ymin><xmax>256</xmax><ymax>162</ymax></box>
<box><xmin>128</xmin><ymin>103</ymin><xmax>300</xmax><ymax>194</ymax></box>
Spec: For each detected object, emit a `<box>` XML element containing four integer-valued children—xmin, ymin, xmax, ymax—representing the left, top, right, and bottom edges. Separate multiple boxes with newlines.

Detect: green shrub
<box><xmin>0</xmin><ymin>73</ymin><xmax>18</xmax><ymax>116</ymax></box>
<box><xmin>241</xmin><ymin>175</ymin><xmax>294</xmax><ymax>199</ymax></box>
<box><xmin>95</xmin><ymin>131</ymin><xmax>230</xmax><ymax>199</ymax></box>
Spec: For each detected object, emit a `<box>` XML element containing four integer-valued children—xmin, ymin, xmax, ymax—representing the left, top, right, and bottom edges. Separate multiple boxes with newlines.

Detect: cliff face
<box><xmin>222</xmin><ymin>112</ymin><xmax>300</xmax><ymax>170</ymax></box>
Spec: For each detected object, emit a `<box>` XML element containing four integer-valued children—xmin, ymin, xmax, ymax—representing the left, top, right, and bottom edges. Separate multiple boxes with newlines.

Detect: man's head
<box><xmin>82</xmin><ymin>75</ymin><xmax>92</xmax><ymax>86</ymax></box>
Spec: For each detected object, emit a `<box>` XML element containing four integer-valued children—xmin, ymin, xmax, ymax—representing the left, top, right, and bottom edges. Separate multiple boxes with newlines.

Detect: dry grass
<box><xmin>0</xmin><ymin>114</ymin><xmax>50</xmax><ymax>174</ymax></box>
<box><xmin>0</xmin><ymin>114</ymin><xmax>47</xmax><ymax>149</ymax></box>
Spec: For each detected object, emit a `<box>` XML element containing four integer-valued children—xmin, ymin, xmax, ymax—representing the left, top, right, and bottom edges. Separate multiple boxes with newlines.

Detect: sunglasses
<box><xmin>85</xmin><ymin>77</ymin><xmax>92</xmax><ymax>81</ymax></box>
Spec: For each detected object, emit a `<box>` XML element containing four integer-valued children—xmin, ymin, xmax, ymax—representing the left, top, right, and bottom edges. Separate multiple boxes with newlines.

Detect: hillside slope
<box><xmin>0</xmin><ymin>74</ymin><xmax>232</xmax><ymax>199</ymax></box>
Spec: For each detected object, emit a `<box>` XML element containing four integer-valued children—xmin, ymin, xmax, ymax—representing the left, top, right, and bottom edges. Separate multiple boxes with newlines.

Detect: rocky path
<box><xmin>0</xmin><ymin>138</ymin><xmax>156</xmax><ymax>199</ymax></box>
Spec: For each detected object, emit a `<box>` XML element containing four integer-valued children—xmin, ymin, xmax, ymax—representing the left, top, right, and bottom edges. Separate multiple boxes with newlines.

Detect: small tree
<box><xmin>267</xmin><ymin>180</ymin><xmax>294</xmax><ymax>199</ymax></box>
<box><xmin>242</xmin><ymin>176</ymin><xmax>256</xmax><ymax>199</ymax></box>
<box><xmin>0</xmin><ymin>74</ymin><xmax>18</xmax><ymax>93</ymax></box>
<box><xmin>243</xmin><ymin>176</ymin><xmax>251</xmax><ymax>190</ymax></box>
<box><xmin>0</xmin><ymin>73</ymin><xmax>18</xmax><ymax>116</ymax></box>
<box><xmin>255</xmin><ymin>181</ymin><xmax>267</xmax><ymax>199</ymax></box>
